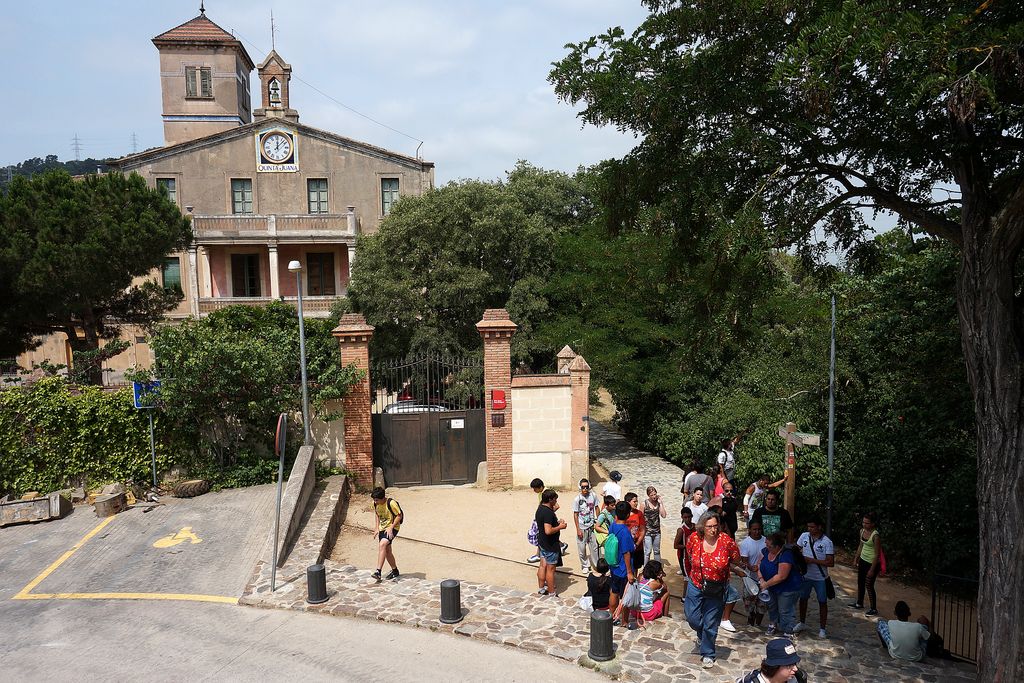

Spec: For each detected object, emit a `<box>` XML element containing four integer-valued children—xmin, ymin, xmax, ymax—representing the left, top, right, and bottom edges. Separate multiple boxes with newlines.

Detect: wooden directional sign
<box><xmin>777</xmin><ymin>426</ymin><xmax>821</xmax><ymax>447</ymax></box>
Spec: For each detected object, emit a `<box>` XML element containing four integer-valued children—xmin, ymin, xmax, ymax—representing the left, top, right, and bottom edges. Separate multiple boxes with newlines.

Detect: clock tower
<box><xmin>253</xmin><ymin>50</ymin><xmax>299</xmax><ymax>123</ymax></box>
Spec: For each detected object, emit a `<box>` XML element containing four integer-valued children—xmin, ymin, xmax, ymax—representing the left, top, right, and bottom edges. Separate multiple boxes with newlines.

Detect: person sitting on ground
<box><xmin>673</xmin><ymin>507</ymin><xmax>695</xmax><ymax>576</ymax></box>
<box><xmin>635</xmin><ymin>560</ymin><xmax>672</xmax><ymax>625</ymax></box>
<box><xmin>535</xmin><ymin>489</ymin><xmax>567</xmax><ymax>596</ymax></box>
<box><xmin>607</xmin><ymin>501</ymin><xmax>636</xmax><ymax>623</ymax></box>
<box><xmin>624</xmin><ymin>492</ymin><xmax>647</xmax><ymax>579</ymax></box>
<box><xmin>526</xmin><ymin>478</ymin><xmax>545</xmax><ymax>563</ymax></box>
<box><xmin>744</xmin><ymin>473</ymin><xmax>788</xmax><ymax>522</ymax></box>
<box><xmin>370</xmin><ymin>487</ymin><xmax>402</xmax><ymax>582</ymax></box>
<box><xmin>795</xmin><ymin>516</ymin><xmax>835</xmax><ymax>639</ymax></box>
<box><xmin>685</xmin><ymin>488</ymin><xmax>709</xmax><ymax>529</ymax></box>
<box><xmin>739</xmin><ymin>520</ymin><xmax>768</xmax><ymax>626</ymax></box>
<box><xmin>602</xmin><ymin>470</ymin><xmax>623</xmax><ymax>501</ymax></box>
<box><xmin>877</xmin><ymin>601</ymin><xmax>931</xmax><ymax>662</ymax></box>
<box><xmin>750</xmin><ymin>490</ymin><xmax>794</xmax><ymax>538</ymax></box>
<box><xmin>594</xmin><ymin>495</ymin><xmax>617</xmax><ymax>548</ymax></box>
<box><xmin>587</xmin><ymin>558</ymin><xmax>612</xmax><ymax>612</ymax></box>
<box><xmin>736</xmin><ymin>637</ymin><xmax>804</xmax><ymax>683</ymax></box>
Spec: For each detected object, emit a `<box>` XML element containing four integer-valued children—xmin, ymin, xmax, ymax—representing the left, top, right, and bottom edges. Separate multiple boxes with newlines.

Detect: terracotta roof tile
<box><xmin>153</xmin><ymin>14</ymin><xmax>237</xmax><ymax>43</ymax></box>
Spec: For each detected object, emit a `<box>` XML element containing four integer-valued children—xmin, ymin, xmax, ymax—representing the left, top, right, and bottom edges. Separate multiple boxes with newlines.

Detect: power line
<box><xmin>228</xmin><ymin>27</ymin><xmax>425</xmax><ymax>151</ymax></box>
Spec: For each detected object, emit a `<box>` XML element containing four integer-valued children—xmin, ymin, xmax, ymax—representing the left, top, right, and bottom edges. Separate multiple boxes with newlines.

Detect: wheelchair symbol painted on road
<box><xmin>153</xmin><ymin>526</ymin><xmax>203</xmax><ymax>548</ymax></box>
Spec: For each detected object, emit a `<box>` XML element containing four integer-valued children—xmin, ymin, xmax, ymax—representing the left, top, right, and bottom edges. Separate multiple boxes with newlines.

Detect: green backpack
<box><xmin>604</xmin><ymin>528</ymin><xmax>620</xmax><ymax>565</ymax></box>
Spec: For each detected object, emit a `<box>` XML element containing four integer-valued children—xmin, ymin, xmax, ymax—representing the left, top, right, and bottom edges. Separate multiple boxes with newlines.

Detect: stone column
<box><xmin>476</xmin><ymin>309</ymin><xmax>517</xmax><ymax>489</ymax></box>
<box><xmin>346</xmin><ymin>206</ymin><xmax>357</xmax><ymax>284</ymax></box>
<box><xmin>268</xmin><ymin>244</ymin><xmax>281</xmax><ymax>299</ymax></box>
<box><xmin>187</xmin><ymin>246</ymin><xmax>200</xmax><ymax>317</ymax></box>
<box><xmin>332</xmin><ymin>314</ymin><xmax>375</xmax><ymax>488</ymax></box>
<box><xmin>199</xmin><ymin>247</ymin><xmax>212</xmax><ymax>297</ymax></box>
<box><xmin>569</xmin><ymin>354</ymin><xmax>591</xmax><ymax>487</ymax></box>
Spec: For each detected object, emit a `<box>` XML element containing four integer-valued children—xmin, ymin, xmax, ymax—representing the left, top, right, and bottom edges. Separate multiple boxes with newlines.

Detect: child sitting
<box><xmin>587</xmin><ymin>558</ymin><xmax>612</xmax><ymax>612</ymax></box>
<box><xmin>636</xmin><ymin>560</ymin><xmax>671</xmax><ymax>625</ymax></box>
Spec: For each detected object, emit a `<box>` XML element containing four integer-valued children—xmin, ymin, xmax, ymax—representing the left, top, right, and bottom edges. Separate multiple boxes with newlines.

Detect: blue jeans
<box><xmin>684</xmin><ymin>581</ymin><xmax>725</xmax><ymax>660</ymax></box>
<box><xmin>768</xmin><ymin>589</ymin><xmax>800</xmax><ymax>634</ymax></box>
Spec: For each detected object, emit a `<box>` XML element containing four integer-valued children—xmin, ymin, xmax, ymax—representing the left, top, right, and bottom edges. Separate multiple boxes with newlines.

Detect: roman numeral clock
<box><xmin>256</xmin><ymin>128</ymin><xmax>298</xmax><ymax>172</ymax></box>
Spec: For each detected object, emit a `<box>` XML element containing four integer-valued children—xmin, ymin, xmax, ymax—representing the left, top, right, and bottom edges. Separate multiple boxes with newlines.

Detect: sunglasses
<box><xmin>581</xmin><ymin>485</ymin><xmax>591</xmax><ymax>490</ymax></box>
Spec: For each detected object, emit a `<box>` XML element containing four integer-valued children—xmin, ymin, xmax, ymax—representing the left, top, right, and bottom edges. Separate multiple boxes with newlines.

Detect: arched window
<box><xmin>268</xmin><ymin>78</ymin><xmax>281</xmax><ymax>106</ymax></box>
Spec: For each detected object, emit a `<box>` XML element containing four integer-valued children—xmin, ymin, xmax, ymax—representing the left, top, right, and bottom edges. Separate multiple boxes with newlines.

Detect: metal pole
<box><xmin>272</xmin><ymin>413</ymin><xmax>287</xmax><ymax>592</ymax></box>
<box><xmin>295</xmin><ymin>272</ymin><xmax>311</xmax><ymax>444</ymax></box>
<box><xmin>148</xmin><ymin>410</ymin><xmax>157</xmax><ymax>488</ymax></box>
<box><xmin>827</xmin><ymin>295</ymin><xmax>837</xmax><ymax>538</ymax></box>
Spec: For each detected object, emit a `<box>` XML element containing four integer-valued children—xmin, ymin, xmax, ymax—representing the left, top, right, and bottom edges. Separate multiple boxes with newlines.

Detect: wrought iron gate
<box><xmin>371</xmin><ymin>354</ymin><xmax>485</xmax><ymax>487</ymax></box>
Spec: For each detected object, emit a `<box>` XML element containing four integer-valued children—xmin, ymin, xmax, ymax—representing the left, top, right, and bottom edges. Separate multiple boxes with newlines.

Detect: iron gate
<box><xmin>931</xmin><ymin>574</ymin><xmax>978</xmax><ymax>663</ymax></box>
<box><xmin>371</xmin><ymin>354</ymin><xmax>485</xmax><ymax>487</ymax></box>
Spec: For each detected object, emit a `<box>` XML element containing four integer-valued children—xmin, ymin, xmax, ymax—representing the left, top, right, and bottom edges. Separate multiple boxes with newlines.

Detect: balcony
<box><xmin>197</xmin><ymin>295</ymin><xmax>341</xmax><ymax>318</ymax></box>
<box><xmin>191</xmin><ymin>214</ymin><xmax>356</xmax><ymax>244</ymax></box>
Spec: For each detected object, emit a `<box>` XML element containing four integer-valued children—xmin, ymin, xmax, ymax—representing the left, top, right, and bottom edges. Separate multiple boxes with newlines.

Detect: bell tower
<box><xmin>253</xmin><ymin>51</ymin><xmax>299</xmax><ymax>123</ymax></box>
<box><xmin>152</xmin><ymin>6</ymin><xmax>255</xmax><ymax>146</ymax></box>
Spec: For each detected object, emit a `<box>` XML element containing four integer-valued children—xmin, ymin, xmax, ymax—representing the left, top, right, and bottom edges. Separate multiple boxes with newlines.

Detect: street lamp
<box><xmin>288</xmin><ymin>260</ymin><xmax>312</xmax><ymax>444</ymax></box>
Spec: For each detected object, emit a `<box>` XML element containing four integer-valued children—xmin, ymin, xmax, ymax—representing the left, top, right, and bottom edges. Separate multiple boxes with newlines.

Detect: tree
<box><xmin>0</xmin><ymin>171</ymin><xmax>191</xmax><ymax>383</ymax></box>
<box><xmin>349</xmin><ymin>162</ymin><xmax>590</xmax><ymax>366</ymax></box>
<box><xmin>551</xmin><ymin>2</ymin><xmax>1023</xmax><ymax>674</ymax></box>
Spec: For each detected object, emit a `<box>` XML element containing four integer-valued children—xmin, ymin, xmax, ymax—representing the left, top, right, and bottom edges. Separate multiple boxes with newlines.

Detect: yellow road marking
<box><xmin>12</xmin><ymin>515</ymin><xmax>235</xmax><ymax>605</ymax></box>
<box><xmin>13</xmin><ymin>516</ymin><xmax>115</xmax><ymax>599</ymax></box>
<box><xmin>153</xmin><ymin>526</ymin><xmax>202</xmax><ymax>548</ymax></box>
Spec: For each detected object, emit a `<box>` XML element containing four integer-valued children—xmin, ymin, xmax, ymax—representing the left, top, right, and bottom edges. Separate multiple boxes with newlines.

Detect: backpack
<box><xmin>527</xmin><ymin>520</ymin><xmax>539</xmax><ymax>546</ymax></box>
<box><xmin>786</xmin><ymin>544</ymin><xmax>808</xmax><ymax>576</ymax></box>
<box><xmin>386</xmin><ymin>498</ymin><xmax>403</xmax><ymax>522</ymax></box>
<box><xmin>604</xmin><ymin>528</ymin><xmax>620</xmax><ymax>565</ymax></box>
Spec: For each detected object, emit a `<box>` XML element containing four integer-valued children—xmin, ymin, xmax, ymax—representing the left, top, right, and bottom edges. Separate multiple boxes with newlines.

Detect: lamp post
<box><xmin>288</xmin><ymin>260</ymin><xmax>312</xmax><ymax>444</ymax></box>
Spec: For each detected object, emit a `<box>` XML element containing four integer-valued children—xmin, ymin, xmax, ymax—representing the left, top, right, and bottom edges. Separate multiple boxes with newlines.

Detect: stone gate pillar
<box><xmin>569</xmin><ymin>354</ymin><xmax>591</xmax><ymax>486</ymax></box>
<box><xmin>332</xmin><ymin>313</ymin><xmax>375</xmax><ymax>489</ymax></box>
<box><xmin>476</xmin><ymin>309</ymin><xmax>517</xmax><ymax>489</ymax></box>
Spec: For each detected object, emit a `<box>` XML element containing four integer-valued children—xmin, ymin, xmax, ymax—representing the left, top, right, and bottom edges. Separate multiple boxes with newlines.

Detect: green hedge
<box><xmin>0</xmin><ymin>377</ymin><xmax>171</xmax><ymax>496</ymax></box>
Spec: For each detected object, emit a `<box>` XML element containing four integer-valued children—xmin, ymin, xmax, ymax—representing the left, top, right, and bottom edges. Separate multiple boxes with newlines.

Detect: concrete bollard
<box><xmin>588</xmin><ymin>609</ymin><xmax>614</xmax><ymax>661</ymax></box>
<box><xmin>439</xmin><ymin>579</ymin><xmax>463</xmax><ymax>624</ymax></box>
<box><xmin>306</xmin><ymin>564</ymin><xmax>328</xmax><ymax>604</ymax></box>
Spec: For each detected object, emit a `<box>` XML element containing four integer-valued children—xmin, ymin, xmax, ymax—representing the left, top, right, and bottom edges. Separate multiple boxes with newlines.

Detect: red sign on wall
<box><xmin>491</xmin><ymin>390</ymin><xmax>506</xmax><ymax>410</ymax></box>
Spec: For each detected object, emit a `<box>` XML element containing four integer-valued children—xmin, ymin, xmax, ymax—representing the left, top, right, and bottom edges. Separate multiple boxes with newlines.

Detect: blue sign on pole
<box><xmin>132</xmin><ymin>380</ymin><xmax>161</xmax><ymax>409</ymax></box>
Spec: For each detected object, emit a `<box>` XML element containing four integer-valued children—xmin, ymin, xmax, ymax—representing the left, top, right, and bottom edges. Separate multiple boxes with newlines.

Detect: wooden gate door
<box><xmin>371</xmin><ymin>354</ymin><xmax>485</xmax><ymax>487</ymax></box>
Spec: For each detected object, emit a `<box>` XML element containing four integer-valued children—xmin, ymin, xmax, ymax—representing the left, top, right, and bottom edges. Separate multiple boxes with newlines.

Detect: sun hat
<box><xmin>764</xmin><ymin>638</ymin><xmax>800</xmax><ymax>666</ymax></box>
<box><xmin>609</xmin><ymin>471</ymin><xmax>622</xmax><ymax>482</ymax></box>
<box><xmin>742</xmin><ymin>576</ymin><xmax>760</xmax><ymax>597</ymax></box>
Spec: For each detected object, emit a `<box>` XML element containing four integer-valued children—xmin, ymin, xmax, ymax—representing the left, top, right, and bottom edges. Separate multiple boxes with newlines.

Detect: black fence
<box><xmin>931</xmin><ymin>573</ymin><xmax>978</xmax><ymax>663</ymax></box>
<box><xmin>371</xmin><ymin>354</ymin><xmax>484</xmax><ymax>413</ymax></box>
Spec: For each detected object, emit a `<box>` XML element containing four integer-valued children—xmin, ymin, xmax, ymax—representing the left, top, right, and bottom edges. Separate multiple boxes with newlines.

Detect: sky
<box><xmin>4</xmin><ymin>0</ymin><xmax>649</xmax><ymax>184</ymax></box>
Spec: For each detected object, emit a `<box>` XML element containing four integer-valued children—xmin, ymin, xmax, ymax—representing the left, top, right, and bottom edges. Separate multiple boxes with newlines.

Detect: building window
<box><xmin>381</xmin><ymin>178</ymin><xmax>399</xmax><ymax>215</ymax></box>
<box><xmin>307</xmin><ymin>252</ymin><xmax>336</xmax><ymax>296</ymax></box>
<box><xmin>231</xmin><ymin>179</ymin><xmax>253</xmax><ymax>214</ymax></box>
<box><xmin>231</xmin><ymin>254</ymin><xmax>261</xmax><ymax>297</ymax></box>
<box><xmin>161</xmin><ymin>257</ymin><xmax>182</xmax><ymax>293</ymax></box>
<box><xmin>186</xmin><ymin>66</ymin><xmax>213</xmax><ymax>98</ymax></box>
<box><xmin>307</xmin><ymin>179</ymin><xmax>328</xmax><ymax>214</ymax></box>
<box><xmin>156</xmin><ymin>178</ymin><xmax>177</xmax><ymax>205</ymax></box>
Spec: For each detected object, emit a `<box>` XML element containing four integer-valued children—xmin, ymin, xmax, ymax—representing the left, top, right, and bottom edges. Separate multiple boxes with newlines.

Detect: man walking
<box><xmin>795</xmin><ymin>516</ymin><xmax>835</xmax><ymax>638</ymax></box>
<box><xmin>685</xmin><ymin>488</ymin><xmax>709</xmax><ymax>528</ymax></box>
<box><xmin>371</xmin><ymin>487</ymin><xmax>403</xmax><ymax>582</ymax></box>
<box><xmin>572</xmin><ymin>478</ymin><xmax>600</xmax><ymax>572</ymax></box>
<box><xmin>750</xmin><ymin>490</ymin><xmax>794</xmax><ymax>538</ymax></box>
<box><xmin>535</xmin><ymin>489</ymin><xmax>567</xmax><ymax>596</ymax></box>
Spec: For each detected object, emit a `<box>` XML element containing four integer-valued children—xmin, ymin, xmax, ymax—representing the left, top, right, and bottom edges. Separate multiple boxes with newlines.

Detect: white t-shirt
<box><xmin>797</xmin><ymin>532</ymin><xmax>835</xmax><ymax>581</ymax></box>
<box><xmin>572</xmin><ymin>492</ymin><xmax>598</xmax><ymax>530</ymax></box>
<box><xmin>602</xmin><ymin>481</ymin><xmax>622</xmax><ymax>500</ymax></box>
<box><xmin>739</xmin><ymin>535</ymin><xmax>767</xmax><ymax>572</ymax></box>
<box><xmin>685</xmin><ymin>502</ymin><xmax>708</xmax><ymax>525</ymax></box>
<box><xmin>717</xmin><ymin>448</ymin><xmax>735</xmax><ymax>472</ymax></box>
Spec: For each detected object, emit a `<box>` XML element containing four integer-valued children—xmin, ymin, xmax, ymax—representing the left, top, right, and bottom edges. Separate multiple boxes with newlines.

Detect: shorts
<box><xmin>640</xmin><ymin>600</ymin><xmax>664</xmax><ymax>621</ymax></box>
<box><xmin>539</xmin><ymin>548</ymin><xmax>560</xmax><ymax>564</ymax></box>
<box><xmin>378</xmin><ymin>529</ymin><xmax>399</xmax><ymax>543</ymax></box>
<box><xmin>610</xmin><ymin>574</ymin><xmax>627</xmax><ymax>596</ymax></box>
<box><xmin>801</xmin><ymin>577</ymin><xmax>828</xmax><ymax>603</ymax></box>
<box><xmin>725</xmin><ymin>582</ymin><xmax>740</xmax><ymax>605</ymax></box>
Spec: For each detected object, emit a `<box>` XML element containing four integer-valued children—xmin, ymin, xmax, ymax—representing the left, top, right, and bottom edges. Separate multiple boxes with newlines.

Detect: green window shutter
<box><xmin>200</xmin><ymin>67</ymin><xmax>212</xmax><ymax>97</ymax></box>
<box><xmin>185</xmin><ymin>67</ymin><xmax>197</xmax><ymax>97</ymax></box>
<box><xmin>307</xmin><ymin>179</ymin><xmax>328</xmax><ymax>214</ymax></box>
<box><xmin>381</xmin><ymin>178</ymin><xmax>399</xmax><ymax>215</ymax></box>
<box><xmin>157</xmin><ymin>178</ymin><xmax>176</xmax><ymax>204</ymax></box>
<box><xmin>232</xmin><ymin>179</ymin><xmax>253</xmax><ymax>214</ymax></box>
<box><xmin>161</xmin><ymin>257</ymin><xmax>182</xmax><ymax>293</ymax></box>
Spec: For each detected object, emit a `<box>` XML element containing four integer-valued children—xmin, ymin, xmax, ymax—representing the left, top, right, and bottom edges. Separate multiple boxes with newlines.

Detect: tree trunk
<box><xmin>957</xmin><ymin>207</ymin><xmax>1024</xmax><ymax>681</ymax></box>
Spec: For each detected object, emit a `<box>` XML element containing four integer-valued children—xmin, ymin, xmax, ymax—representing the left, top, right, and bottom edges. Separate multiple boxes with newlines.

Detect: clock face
<box><xmin>262</xmin><ymin>133</ymin><xmax>292</xmax><ymax>162</ymax></box>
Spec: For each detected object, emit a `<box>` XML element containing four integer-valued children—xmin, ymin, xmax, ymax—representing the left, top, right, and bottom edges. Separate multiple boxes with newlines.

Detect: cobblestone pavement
<box><xmin>240</xmin><ymin>425</ymin><xmax>975</xmax><ymax>682</ymax></box>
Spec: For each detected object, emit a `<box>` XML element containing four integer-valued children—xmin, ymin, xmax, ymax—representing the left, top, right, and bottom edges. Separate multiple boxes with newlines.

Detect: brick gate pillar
<box><xmin>476</xmin><ymin>309</ymin><xmax>517</xmax><ymax>489</ymax></box>
<box><xmin>569</xmin><ymin>354</ymin><xmax>592</xmax><ymax>486</ymax></box>
<box><xmin>332</xmin><ymin>313</ymin><xmax>375</xmax><ymax>489</ymax></box>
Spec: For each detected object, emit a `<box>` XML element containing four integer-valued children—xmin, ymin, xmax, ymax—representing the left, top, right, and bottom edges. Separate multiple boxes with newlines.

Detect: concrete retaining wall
<box><xmin>268</xmin><ymin>444</ymin><xmax>317</xmax><ymax>567</ymax></box>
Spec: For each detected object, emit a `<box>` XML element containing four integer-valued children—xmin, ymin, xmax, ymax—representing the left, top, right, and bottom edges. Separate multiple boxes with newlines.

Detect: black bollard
<box><xmin>588</xmin><ymin>609</ymin><xmax>614</xmax><ymax>662</ymax></box>
<box><xmin>439</xmin><ymin>579</ymin><xmax>463</xmax><ymax>624</ymax></box>
<box><xmin>306</xmin><ymin>564</ymin><xmax>328</xmax><ymax>604</ymax></box>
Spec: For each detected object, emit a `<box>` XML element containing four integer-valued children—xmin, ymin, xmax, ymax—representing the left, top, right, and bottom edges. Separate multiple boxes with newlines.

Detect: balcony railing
<box><xmin>198</xmin><ymin>296</ymin><xmax>341</xmax><ymax>317</ymax></box>
<box><xmin>192</xmin><ymin>214</ymin><xmax>356</xmax><ymax>242</ymax></box>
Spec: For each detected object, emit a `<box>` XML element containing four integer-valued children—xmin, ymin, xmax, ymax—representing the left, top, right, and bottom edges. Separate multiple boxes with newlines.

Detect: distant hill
<box><xmin>0</xmin><ymin>155</ymin><xmax>116</xmax><ymax>192</ymax></box>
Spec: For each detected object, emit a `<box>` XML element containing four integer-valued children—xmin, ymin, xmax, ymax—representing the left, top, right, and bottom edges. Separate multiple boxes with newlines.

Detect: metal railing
<box><xmin>371</xmin><ymin>353</ymin><xmax>483</xmax><ymax>413</ymax></box>
<box><xmin>931</xmin><ymin>573</ymin><xmax>978</xmax><ymax>663</ymax></box>
<box><xmin>192</xmin><ymin>214</ymin><xmax>355</xmax><ymax>237</ymax></box>
<box><xmin>197</xmin><ymin>296</ymin><xmax>339</xmax><ymax>315</ymax></box>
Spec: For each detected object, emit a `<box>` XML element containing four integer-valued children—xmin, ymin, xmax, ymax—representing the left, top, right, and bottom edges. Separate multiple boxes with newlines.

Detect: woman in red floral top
<box><xmin>684</xmin><ymin>510</ymin><xmax>749</xmax><ymax>669</ymax></box>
